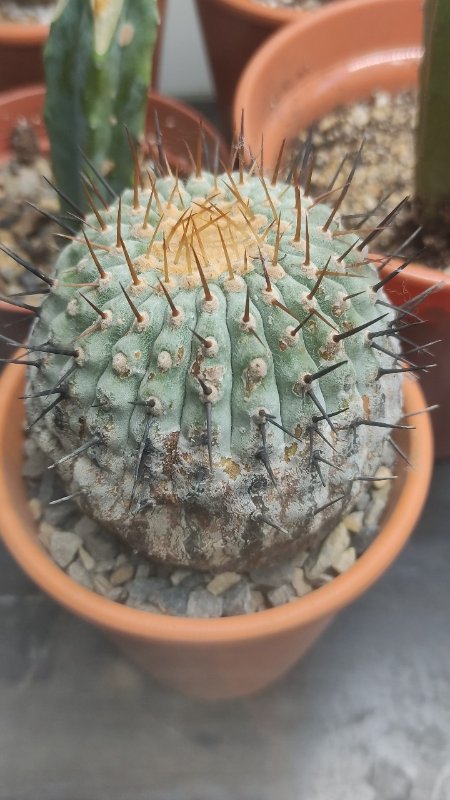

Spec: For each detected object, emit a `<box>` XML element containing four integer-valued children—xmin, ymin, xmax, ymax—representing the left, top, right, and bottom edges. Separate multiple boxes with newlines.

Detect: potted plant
<box><xmin>233</xmin><ymin>0</ymin><xmax>450</xmax><ymax>458</ymax></box>
<box><xmin>0</xmin><ymin>0</ymin><xmax>167</xmax><ymax>92</ymax></box>
<box><xmin>0</xmin><ymin>0</ymin><xmax>435</xmax><ymax>699</ymax></box>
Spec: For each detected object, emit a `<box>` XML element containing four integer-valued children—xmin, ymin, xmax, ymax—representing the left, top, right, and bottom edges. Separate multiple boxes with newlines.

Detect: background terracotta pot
<box><xmin>0</xmin><ymin>362</ymin><xmax>433</xmax><ymax>699</ymax></box>
<box><xmin>0</xmin><ymin>84</ymin><xmax>227</xmax><ymax>359</ymax></box>
<box><xmin>0</xmin><ymin>0</ymin><xmax>167</xmax><ymax>93</ymax></box>
<box><xmin>234</xmin><ymin>0</ymin><xmax>450</xmax><ymax>459</ymax></box>
<box><xmin>195</xmin><ymin>0</ymin><xmax>300</xmax><ymax>130</ymax></box>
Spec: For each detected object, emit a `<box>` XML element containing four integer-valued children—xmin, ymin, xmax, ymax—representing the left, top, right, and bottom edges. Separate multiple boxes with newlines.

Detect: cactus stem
<box><xmin>205</xmin><ymin>401</ymin><xmax>213</xmax><ymax>472</ymax></box>
<box><xmin>81</xmin><ymin>181</ymin><xmax>108</xmax><ymax>232</ymax></box>
<box><xmin>42</xmin><ymin>176</ymin><xmax>85</xmax><ymax>220</ymax></box>
<box><xmin>255</xmin><ymin>445</ymin><xmax>277</xmax><ymax>487</ymax></box>
<box><xmin>387</xmin><ymin>435</ymin><xmax>413</xmax><ymax>468</ymax></box>
<box><xmin>249</xmin><ymin>328</ymin><xmax>266</xmax><ymax>348</ymax></box>
<box><xmin>304</xmin><ymin>215</ymin><xmax>310</xmax><ymax>266</ymax></box>
<box><xmin>0</xmin><ymin>244</ymin><xmax>55</xmax><ymax>287</ymax></box>
<box><xmin>304</xmin><ymin>359</ymin><xmax>348</xmax><ymax>384</ymax></box>
<box><xmin>26</xmin><ymin>394</ymin><xmax>64</xmax><ymax>431</ymax></box>
<box><xmin>262</xmin><ymin>411</ymin><xmax>302</xmax><ymax>443</ymax></box>
<box><xmin>49</xmin><ymin>490</ymin><xmax>86</xmax><ymax>506</ymax></box>
<box><xmin>20</xmin><ymin>388</ymin><xmax>63</xmax><ymax>399</ymax></box>
<box><xmin>243</xmin><ymin>286</ymin><xmax>251</xmax><ymax>323</ymax></box>
<box><xmin>272</xmin><ymin>214</ymin><xmax>282</xmax><ymax>265</ymax></box>
<box><xmin>294</xmin><ymin>185</ymin><xmax>302</xmax><ymax>243</ymax></box>
<box><xmin>79</xmin><ymin>148</ymin><xmax>116</xmax><ymax>202</ymax></box>
<box><xmin>271</xmin><ymin>138</ymin><xmax>286</xmax><ymax>186</ymax></box>
<box><xmin>158</xmin><ymin>278</ymin><xmax>180</xmax><ymax>317</ymax></box>
<box><xmin>314</xmin><ymin>494</ymin><xmax>346</xmax><ymax>515</ymax></box>
<box><xmin>80</xmin><ymin>291</ymin><xmax>108</xmax><ymax>320</ymax></box>
<box><xmin>120</xmin><ymin>283</ymin><xmax>145</xmax><ymax>323</ymax></box>
<box><xmin>307</xmin><ymin>256</ymin><xmax>331</xmax><ymax>300</ymax></box>
<box><xmin>306</xmin><ymin>389</ymin><xmax>336</xmax><ymax>432</ymax></box>
<box><xmin>310</xmin><ymin>423</ymin><xmax>338</xmax><ymax>453</ymax></box>
<box><xmin>26</xmin><ymin>201</ymin><xmax>76</xmax><ymax>236</ymax></box>
<box><xmin>356</xmin><ymin>196</ymin><xmax>409</xmax><ymax>252</ymax></box>
<box><xmin>191</xmin><ymin>329</ymin><xmax>213</xmax><ymax>349</ymax></box>
<box><xmin>337</xmin><ymin>236</ymin><xmax>359</xmax><ymax>264</ymax></box>
<box><xmin>271</xmin><ymin>297</ymin><xmax>299</xmax><ymax>322</ymax></box>
<box><xmin>119</xmin><ymin>236</ymin><xmax>141</xmax><ymax>286</ymax></box>
<box><xmin>193</xmin><ymin>249</ymin><xmax>213</xmax><ymax>302</ymax></box>
<box><xmin>332</xmin><ymin>313</ymin><xmax>388</xmax><ymax>343</ymax></box>
<box><xmin>377</xmin><ymin>364</ymin><xmax>436</xmax><ymax>378</ymax></box>
<box><xmin>198</xmin><ymin>377</ymin><xmax>213</xmax><ymax>397</ymax></box>
<box><xmin>0</xmin><ymin>295</ymin><xmax>39</xmax><ymax>314</ymax></box>
<box><xmin>314</xmin><ymin>451</ymin><xmax>342</xmax><ymax>471</ymax></box>
<box><xmin>370</xmin><ymin>341</ymin><xmax>415</xmax><ymax>365</ymax></box>
<box><xmin>48</xmin><ymin>438</ymin><xmax>99</xmax><ymax>470</ymax></box>
<box><xmin>82</xmin><ymin>231</ymin><xmax>107</xmax><ymax>279</ymax></box>
<box><xmin>8</xmin><ymin>288</ymin><xmax>50</xmax><ymax>298</ymax></box>
<box><xmin>56</xmin><ymin>233</ymin><xmax>111</xmax><ymax>252</ymax></box>
<box><xmin>323</xmin><ymin>141</ymin><xmax>364</xmax><ymax>232</ymax></box>
<box><xmin>253</xmin><ymin>514</ymin><xmax>287</xmax><ymax>535</ymax></box>
<box><xmin>311</xmin><ymin>455</ymin><xmax>325</xmax><ymax>486</ymax></box>
<box><xmin>291</xmin><ymin>310</ymin><xmax>314</xmax><ymax>336</ymax></box>
<box><xmin>146</xmin><ymin>215</ymin><xmax>164</xmax><ymax>257</ymax></box>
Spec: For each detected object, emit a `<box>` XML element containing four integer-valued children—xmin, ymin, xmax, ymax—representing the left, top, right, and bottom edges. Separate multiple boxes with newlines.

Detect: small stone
<box><xmin>305</xmin><ymin>523</ymin><xmax>351</xmax><ymax>581</ymax></box>
<box><xmin>170</xmin><ymin>568</ymin><xmax>191</xmax><ymax>586</ymax></box>
<box><xmin>93</xmin><ymin>575</ymin><xmax>113</xmax><ymax>596</ymax></box>
<box><xmin>45</xmin><ymin>498</ymin><xmax>78</xmax><ymax>527</ymax></box>
<box><xmin>127</xmin><ymin>576</ymin><xmax>167</xmax><ymax>605</ymax></box>
<box><xmin>250</xmin><ymin>590</ymin><xmax>266</xmax><ymax>612</ymax></box>
<box><xmin>135</xmin><ymin>563</ymin><xmax>150</xmax><ymax>579</ymax></box>
<box><xmin>207</xmin><ymin>571</ymin><xmax>241</xmax><ymax>596</ymax></box>
<box><xmin>333</xmin><ymin>547</ymin><xmax>357</xmax><ymax>574</ymax></box>
<box><xmin>267</xmin><ymin>584</ymin><xmax>296</xmax><ymax>607</ymax></box>
<box><xmin>110</xmin><ymin>563</ymin><xmax>135</xmax><ymax>586</ymax></box>
<box><xmin>49</xmin><ymin>531</ymin><xmax>82</xmax><ymax>569</ymax></box>
<box><xmin>38</xmin><ymin>521</ymin><xmax>54</xmax><ymax>550</ymax></box>
<box><xmin>292</xmin><ymin>567</ymin><xmax>312</xmax><ymax>597</ymax></box>
<box><xmin>250</xmin><ymin>561</ymin><xmax>294</xmax><ymax>589</ymax></box>
<box><xmin>23</xmin><ymin>441</ymin><xmax>48</xmax><ymax>478</ymax></box>
<box><xmin>74</xmin><ymin>517</ymin><xmax>119</xmax><ymax>561</ymax></box>
<box><xmin>28</xmin><ymin>497</ymin><xmax>42</xmax><ymax>521</ymax></box>
<box><xmin>186</xmin><ymin>588</ymin><xmax>223</xmax><ymax>618</ymax></box>
<box><xmin>115</xmin><ymin>553</ymin><xmax>128</xmax><ymax>567</ymax></box>
<box><xmin>106</xmin><ymin>586</ymin><xmax>128</xmax><ymax>603</ymax></box>
<box><xmin>156</xmin><ymin>586</ymin><xmax>189</xmax><ymax>616</ymax></box>
<box><xmin>78</xmin><ymin>546</ymin><xmax>95</xmax><ymax>572</ymax></box>
<box><xmin>223</xmin><ymin>581</ymin><xmax>254</xmax><ymax>616</ymax></box>
<box><xmin>373</xmin><ymin>465</ymin><xmax>393</xmax><ymax>489</ymax></box>
<box><xmin>344</xmin><ymin>510</ymin><xmax>364</xmax><ymax>534</ymax></box>
<box><xmin>94</xmin><ymin>559</ymin><xmax>116</xmax><ymax>574</ymax></box>
<box><xmin>67</xmin><ymin>560</ymin><xmax>93</xmax><ymax>589</ymax></box>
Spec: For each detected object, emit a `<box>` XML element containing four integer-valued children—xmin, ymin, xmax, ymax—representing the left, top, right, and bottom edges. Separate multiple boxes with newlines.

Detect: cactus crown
<box><xmin>22</xmin><ymin>140</ymin><xmax>413</xmax><ymax>572</ymax></box>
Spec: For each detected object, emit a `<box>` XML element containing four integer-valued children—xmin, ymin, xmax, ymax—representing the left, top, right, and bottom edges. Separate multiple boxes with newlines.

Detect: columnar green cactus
<box><xmin>24</xmin><ymin>165</ymin><xmax>407</xmax><ymax>571</ymax></box>
<box><xmin>416</xmin><ymin>0</ymin><xmax>450</xmax><ymax>227</ymax></box>
<box><xmin>44</xmin><ymin>0</ymin><xmax>159</xmax><ymax>210</ymax></box>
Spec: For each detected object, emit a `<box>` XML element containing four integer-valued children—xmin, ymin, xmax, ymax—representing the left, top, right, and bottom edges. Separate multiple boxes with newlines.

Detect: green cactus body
<box><xmin>26</xmin><ymin>171</ymin><xmax>403</xmax><ymax>571</ymax></box>
<box><xmin>44</xmin><ymin>0</ymin><xmax>159</xmax><ymax>210</ymax></box>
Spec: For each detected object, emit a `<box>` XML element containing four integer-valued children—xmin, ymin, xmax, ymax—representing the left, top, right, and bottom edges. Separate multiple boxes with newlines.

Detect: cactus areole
<box><xmin>25</xmin><ymin>168</ymin><xmax>405</xmax><ymax>571</ymax></box>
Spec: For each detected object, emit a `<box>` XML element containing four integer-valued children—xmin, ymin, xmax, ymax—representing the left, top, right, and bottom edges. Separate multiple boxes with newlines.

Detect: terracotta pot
<box><xmin>234</xmin><ymin>0</ymin><xmax>450</xmax><ymax>458</ymax></box>
<box><xmin>0</xmin><ymin>0</ymin><xmax>167</xmax><ymax>93</ymax></box>
<box><xmin>195</xmin><ymin>0</ymin><xmax>299</xmax><ymax>130</ymax></box>
<box><xmin>0</xmin><ymin>362</ymin><xmax>433</xmax><ymax>699</ymax></box>
<box><xmin>0</xmin><ymin>84</ymin><xmax>226</xmax><ymax>358</ymax></box>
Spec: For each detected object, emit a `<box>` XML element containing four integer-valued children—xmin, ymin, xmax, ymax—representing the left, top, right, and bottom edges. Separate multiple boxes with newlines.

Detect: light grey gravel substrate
<box><xmin>25</xmin><ymin>437</ymin><xmax>394</xmax><ymax>619</ymax></box>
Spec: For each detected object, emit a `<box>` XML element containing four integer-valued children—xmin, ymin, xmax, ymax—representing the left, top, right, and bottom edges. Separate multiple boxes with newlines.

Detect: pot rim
<box><xmin>0</xmin><ymin>21</ymin><xmax>47</xmax><ymax>45</ymax></box>
<box><xmin>0</xmin><ymin>84</ymin><xmax>226</xmax><ymax>319</ymax></box>
<box><xmin>196</xmin><ymin>0</ymin><xmax>299</xmax><ymax>24</ymax></box>
<box><xmin>0</xmin><ymin>361</ymin><xmax>433</xmax><ymax>645</ymax></box>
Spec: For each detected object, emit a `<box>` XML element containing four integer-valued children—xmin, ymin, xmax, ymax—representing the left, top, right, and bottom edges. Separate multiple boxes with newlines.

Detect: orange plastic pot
<box><xmin>195</xmin><ymin>0</ymin><xmax>301</xmax><ymax>130</ymax></box>
<box><xmin>234</xmin><ymin>0</ymin><xmax>450</xmax><ymax>458</ymax></box>
<box><xmin>0</xmin><ymin>362</ymin><xmax>433</xmax><ymax>699</ymax></box>
<box><xmin>0</xmin><ymin>0</ymin><xmax>167</xmax><ymax>93</ymax></box>
<box><xmin>0</xmin><ymin>84</ymin><xmax>226</xmax><ymax>358</ymax></box>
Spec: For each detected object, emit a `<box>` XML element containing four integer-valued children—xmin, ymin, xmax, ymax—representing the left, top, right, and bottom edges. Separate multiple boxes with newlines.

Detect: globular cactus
<box><xmin>44</xmin><ymin>0</ymin><xmax>160</xmax><ymax>211</ymax></box>
<box><xmin>22</xmin><ymin>155</ymin><xmax>415</xmax><ymax>572</ymax></box>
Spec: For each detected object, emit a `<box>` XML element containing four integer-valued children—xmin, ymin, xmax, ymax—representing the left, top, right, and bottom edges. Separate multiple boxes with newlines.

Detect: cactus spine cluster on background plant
<box><xmin>416</xmin><ymin>0</ymin><xmax>450</xmax><ymax>228</ymax></box>
<box><xmin>44</xmin><ymin>0</ymin><xmax>159</xmax><ymax>211</ymax></box>
<box><xmin>20</xmin><ymin>141</ymin><xmax>418</xmax><ymax>572</ymax></box>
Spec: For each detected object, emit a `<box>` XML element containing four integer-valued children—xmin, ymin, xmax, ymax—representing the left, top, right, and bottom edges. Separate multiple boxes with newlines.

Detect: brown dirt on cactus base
<box><xmin>290</xmin><ymin>89</ymin><xmax>450</xmax><ymax>272</ymax></box>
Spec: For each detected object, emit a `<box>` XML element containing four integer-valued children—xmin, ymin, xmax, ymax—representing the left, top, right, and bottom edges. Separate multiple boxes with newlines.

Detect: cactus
<box><xmin>44</xmin><ymin>0</ymin><xmax>160</xmax><ymax>211</ymax></box>
<box><xmin>18</xmin><ymin>152</ymin><xmax>418</xmax><ymax>573</ymax></box>
<box><xmin>416</xmin><ymin>0</ymin><xmax>450</xmax><ymax>227</ymax></box>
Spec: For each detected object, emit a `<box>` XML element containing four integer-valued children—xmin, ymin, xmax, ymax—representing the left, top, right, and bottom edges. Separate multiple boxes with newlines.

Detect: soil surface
<box><xmin>254</xmin><ymin>0</ymin><xmax>329</xmax><ymax>9</ymax></box>
<box><xmin>0</xmin><ymin>0</ymin><xmax>55</xmax><ymax>24</ymax></box>
<box><xmin>0</xmin><ymin>118</ymin><xmax>60</xmax><ymax>302</ymax></box>
<box><xmin>289</xmin><ymin>89</ymin><xmax>450</xmax><ymax>271</ymax></box>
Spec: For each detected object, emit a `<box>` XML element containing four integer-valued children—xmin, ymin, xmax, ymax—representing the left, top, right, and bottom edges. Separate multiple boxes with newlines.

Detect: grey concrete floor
<box><xmin>0</xmin><ymin>461</ymin><xmax>449</xmax><ymax>800</ymax></box>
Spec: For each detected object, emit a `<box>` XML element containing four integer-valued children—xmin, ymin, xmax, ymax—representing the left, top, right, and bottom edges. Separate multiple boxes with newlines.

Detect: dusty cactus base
<box><xmin>25</xmin><ymin>437</ymin><xmax>394</xmax><ymax>619</ymax></box>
